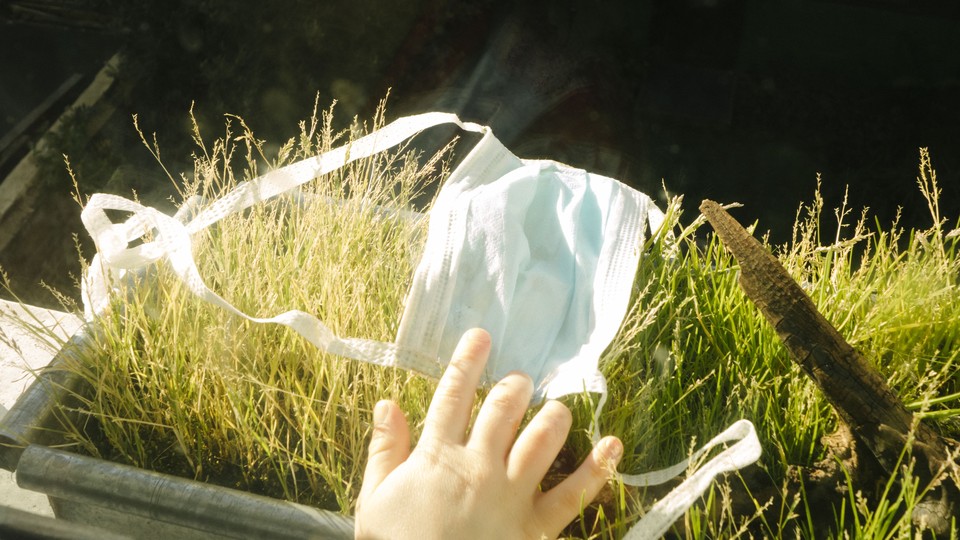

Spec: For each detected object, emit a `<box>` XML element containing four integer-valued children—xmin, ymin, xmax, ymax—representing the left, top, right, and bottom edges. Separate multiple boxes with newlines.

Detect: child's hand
<box><xmin>355</xmin><ymin>328</ymin><xmax>623</xmax><ymax>539</ymax></box>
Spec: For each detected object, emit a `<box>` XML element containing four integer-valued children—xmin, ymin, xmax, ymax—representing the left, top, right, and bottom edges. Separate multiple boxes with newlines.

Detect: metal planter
<box><xmin>0</xmin><ymin>328</ymin><xmax>354</xmax><ymax>539</ymax></box>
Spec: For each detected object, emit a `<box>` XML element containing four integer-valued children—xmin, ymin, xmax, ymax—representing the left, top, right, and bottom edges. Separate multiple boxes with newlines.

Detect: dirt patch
<box><xmin>0</xmin><ymin>187</ymin><xmax>88</xmax><ymax>309</ymax></box>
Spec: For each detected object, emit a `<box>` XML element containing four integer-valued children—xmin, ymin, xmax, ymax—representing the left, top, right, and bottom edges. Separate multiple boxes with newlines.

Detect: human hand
<box><xmin>354</xmin><ymin>328</ymin><xmax>623</xmax><ymax>539</ymax></box>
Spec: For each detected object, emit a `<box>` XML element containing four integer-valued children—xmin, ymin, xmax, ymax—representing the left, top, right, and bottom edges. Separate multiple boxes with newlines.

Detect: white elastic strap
<box><xmin>80</xmin><ymin>112</ymin><xmax>485</xmax><ymax>368</ymax></box>
<box><xmin>184</xmin><ymin>112</ymin><xmax>484</xmax><ymax>234</ymax></box>
<box><xmin>618</xmin><ymin>419</ymin><xmax>760</xmax><ymax>487</ymax></box>
<box><xmin>623</xmin><ymin>420</ymin><xmax>761</xmax><ymax>539</ymax></box>
<box><xmin>588</xmin><ymin>392</ymin><xmax>761</xmax><ymax>538</ymax></box>
<box><xmin>81</xmin><ymin>110</ymin><xmax>761</xmax><ymax>538</ymax></box>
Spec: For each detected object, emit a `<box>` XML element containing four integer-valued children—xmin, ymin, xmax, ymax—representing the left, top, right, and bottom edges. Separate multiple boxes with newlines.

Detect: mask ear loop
<box><xmin>80</xmin><ymin>112</ymin><xmax>487</xmax><ymax>374</ymax></box>
<box><xmin>588</xmin><ymin>389</ymin><xmax>607</xmax><ymax>448</ymax></box>
<box><xmin>588</xmin><ymin>390</ymin><xmax>761</xmax><ymax>538</ymax></box>
<box><xmin>620</xmin><ymin>420</ymin><xmax>762</xmax><ymax>539</ymax></box>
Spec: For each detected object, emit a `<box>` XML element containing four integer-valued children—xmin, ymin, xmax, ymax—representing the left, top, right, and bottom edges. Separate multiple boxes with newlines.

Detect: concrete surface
<box><xmin>0</xmin><ymin>53</ymin><xmax>119</xmax><ymax>255</ymax></box>
<box><xmin>0</xmin><ymin>299</ymin><xmax>83</xmax><ymax>519</ymax></box>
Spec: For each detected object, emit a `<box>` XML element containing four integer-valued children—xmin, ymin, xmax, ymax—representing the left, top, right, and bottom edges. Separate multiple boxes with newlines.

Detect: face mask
<box><xmin>81</xmin><ymin>112</ymin><xmax>760</xmax><ymax>538</ymax></box>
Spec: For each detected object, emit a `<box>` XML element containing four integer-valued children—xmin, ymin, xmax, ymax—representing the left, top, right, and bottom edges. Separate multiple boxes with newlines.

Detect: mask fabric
<box><xmin>81</xmin><ymin>112</ymin><xmax>760</xmax><ymax>538</ymax></box>
<box><xmin>394</xmin><ymin>123</ymin><xmax>659</xmax><ymax>402</ymax></box>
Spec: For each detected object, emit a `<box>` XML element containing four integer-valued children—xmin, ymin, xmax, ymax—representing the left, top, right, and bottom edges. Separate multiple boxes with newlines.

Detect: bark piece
<box><xmin>699</xmin><ymin>199</ymin><xmax>956</xmax><ymax>530</ymax></box>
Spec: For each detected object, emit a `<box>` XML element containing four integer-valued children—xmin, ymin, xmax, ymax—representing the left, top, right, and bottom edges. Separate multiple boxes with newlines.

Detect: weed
<box><xmin>5</xmin><ymin>100</ymin><xmax>959</xmax><ymax>538</ymax></box>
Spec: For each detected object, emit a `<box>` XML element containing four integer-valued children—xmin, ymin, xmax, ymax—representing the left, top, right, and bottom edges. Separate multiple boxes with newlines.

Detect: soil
<box><xmin>0</xmin><ymin>186</ymin><xmax>87</xmax><ymax>308</ymax></box>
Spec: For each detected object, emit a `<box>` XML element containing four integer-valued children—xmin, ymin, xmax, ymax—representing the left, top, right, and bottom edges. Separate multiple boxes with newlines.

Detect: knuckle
<box><xmin>416</xmin><ymin>440</ymin><xmax>445</xmax><ymax>467</ymax></box>
<box><xmin>589</xmin><ymin>460</ymin><xmax>607</xmax><ymax>480</ymax></box>
<box><xmin>544</xmin><ymin>400</ymin><xmax>572</xmax><ymax>424</ymax></box>
<box><xmin>488</xmin><ymin>385</ymin><xmax>521</xmax><ymax>411</ymax></box>
<box><xmin>530</xmin><ymin>401</ymin><xmax>571</xmax><ymax>443</ymax></box>
<box><xmin>441</xmin><ymin>359</ymin><xmax>472</xmax><ymax>387</ymax></box>
<box><xmin>432</xmin><ymin>362</ymin><xmax>474</xmax><ymax>403</ymax></box>
<box><xmin>542</xmin><ymin>415</ymin><xmax>570</xmax><ymax>444</ymax></box>
<box><xmin>557</xmin><ymin>486</ymin><xmax>588</xmax><ymax>512</ymax></box>
<box><xmin>586</xmin><ymin>454</ymin><xmax>610</xmax><ymax>482</ymax></box>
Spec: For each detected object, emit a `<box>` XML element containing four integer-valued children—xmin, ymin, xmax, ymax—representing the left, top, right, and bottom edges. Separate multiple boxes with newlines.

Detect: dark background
<box><xmin>1</xmin><ymin>0</ymin><xmax>959</xmax><ymax>306</ymax></box>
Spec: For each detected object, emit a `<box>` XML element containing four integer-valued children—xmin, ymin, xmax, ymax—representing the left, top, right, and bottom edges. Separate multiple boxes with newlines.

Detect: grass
<box><xmin>4</xmin><ymin>101</ymin><xmax>959</xmax><ymax>538</ymax></box>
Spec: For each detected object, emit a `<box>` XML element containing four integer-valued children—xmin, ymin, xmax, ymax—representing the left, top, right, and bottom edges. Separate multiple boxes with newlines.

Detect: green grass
<box><xmin>5</xmin><ymin>102</ymin><xmax>959</xmax><ymax>538</ymax></box>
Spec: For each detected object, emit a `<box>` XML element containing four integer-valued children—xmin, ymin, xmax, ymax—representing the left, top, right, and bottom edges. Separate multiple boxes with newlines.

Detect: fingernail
<box><xmin>373</xmin><ymin>400</ymin><xmax>389</xmax><ymax>425</ymax></box>
<box><xmin>503</xmin><ymin>370</ymin><xmax>534</xmax><ymax>386</ymax></box>
<box><xmin>466</xmin><ymin>328</ymin><xmax>491</xmax><ymax>345</ymax></box>
<box><xmin>604</xmin><ymin>438</ymin><xmax>623</xmax><ymax>464</ymax></box>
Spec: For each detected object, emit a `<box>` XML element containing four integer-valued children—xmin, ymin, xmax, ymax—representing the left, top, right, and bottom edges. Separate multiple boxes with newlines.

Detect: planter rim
<box><xmin>17</xmin><ymin>444</ymin><xmax>354</xmax><ymax>539</ymax></box>
<box><xmin>0</xmin><ymin>325</ymin><xmax>95</xmax><ymax>471</ymax></box>
<box><xmin>1</xmin><ymin>326</ymin><xmax>356</xmax><ymax>538</ymax></box>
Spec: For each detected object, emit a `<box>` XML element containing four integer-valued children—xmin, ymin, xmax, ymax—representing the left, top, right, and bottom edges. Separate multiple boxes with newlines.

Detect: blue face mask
<box><xmin>81</xmin><ymin>112</ymin><xmax>760</xmax><ymax>539</ymax></box>
<box><xmin>393</xmin><ymin>119</ymin><xmax>662</xmax><ymax>402</ymax></box>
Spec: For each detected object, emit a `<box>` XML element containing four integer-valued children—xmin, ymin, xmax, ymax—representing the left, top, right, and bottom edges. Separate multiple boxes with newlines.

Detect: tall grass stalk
<box><xmin>50</xmin><ymin>100</ymin><xmax>449</xmax><ymax>511</ymax></box>
<box><xmin>568</xmin><ymin>149</ymin><xmax>960</xmax><ymax>537</ymax></box>
<box><xmin>6</xmin><ymin>99</ymin><xmax>959</xmax><ymax>538</ymax></box>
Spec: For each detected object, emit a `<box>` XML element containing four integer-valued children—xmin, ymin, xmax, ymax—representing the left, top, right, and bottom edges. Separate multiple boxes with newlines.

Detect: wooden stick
<box><xmin>699</xmin><ymin>199</ymin><xmax>951</xmax><ymax>487</ymax></box>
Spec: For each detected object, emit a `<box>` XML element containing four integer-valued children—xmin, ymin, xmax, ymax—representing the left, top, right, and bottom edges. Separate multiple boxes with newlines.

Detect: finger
<box><xmin>467</xmin><ymin>371</ymin><xmax>534</xmax><ymax>458</ymax></box>
<box><xmin>358</xmin><ymin>400</ymin><xmax>411</xmax><ymax>503</ymax></box>
<box><xmin>506</xmin><ymin>400</ymin><xmax>572</xmax><ymax>484</ymax></box>
<box><xmin>534</xmin><ymin>436</ymin><xmax>623</xmax><ymax>537</ymax></box>
<box><xmin>421</xmin><ymin>328</ymin><xmax>491</xmax><ymax>443</ymax></box>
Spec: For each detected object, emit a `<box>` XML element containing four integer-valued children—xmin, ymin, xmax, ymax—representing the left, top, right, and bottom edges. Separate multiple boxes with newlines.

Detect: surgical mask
<box><xmin>81</xmin><ymin>112</ymin><xmax>760</xmax><ymax>538</ymax></box>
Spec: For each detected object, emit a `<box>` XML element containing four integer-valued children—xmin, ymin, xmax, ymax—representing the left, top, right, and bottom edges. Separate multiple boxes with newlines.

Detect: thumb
<box><xmin>359</xmin><ymin>400</ymin><xmax>411</xmax><ymax>500</ymax></box>
<box><xmin>535</xmin><ymin>436</ymin><xmax>623</xmax><ymax>537</ymax></box>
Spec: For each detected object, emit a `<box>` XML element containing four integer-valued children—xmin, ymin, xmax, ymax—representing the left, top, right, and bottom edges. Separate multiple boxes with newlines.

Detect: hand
<box><xmin>354</xmin><ymin>328</ymin><xmax>623</xmax><ymax>539</ymax></box>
